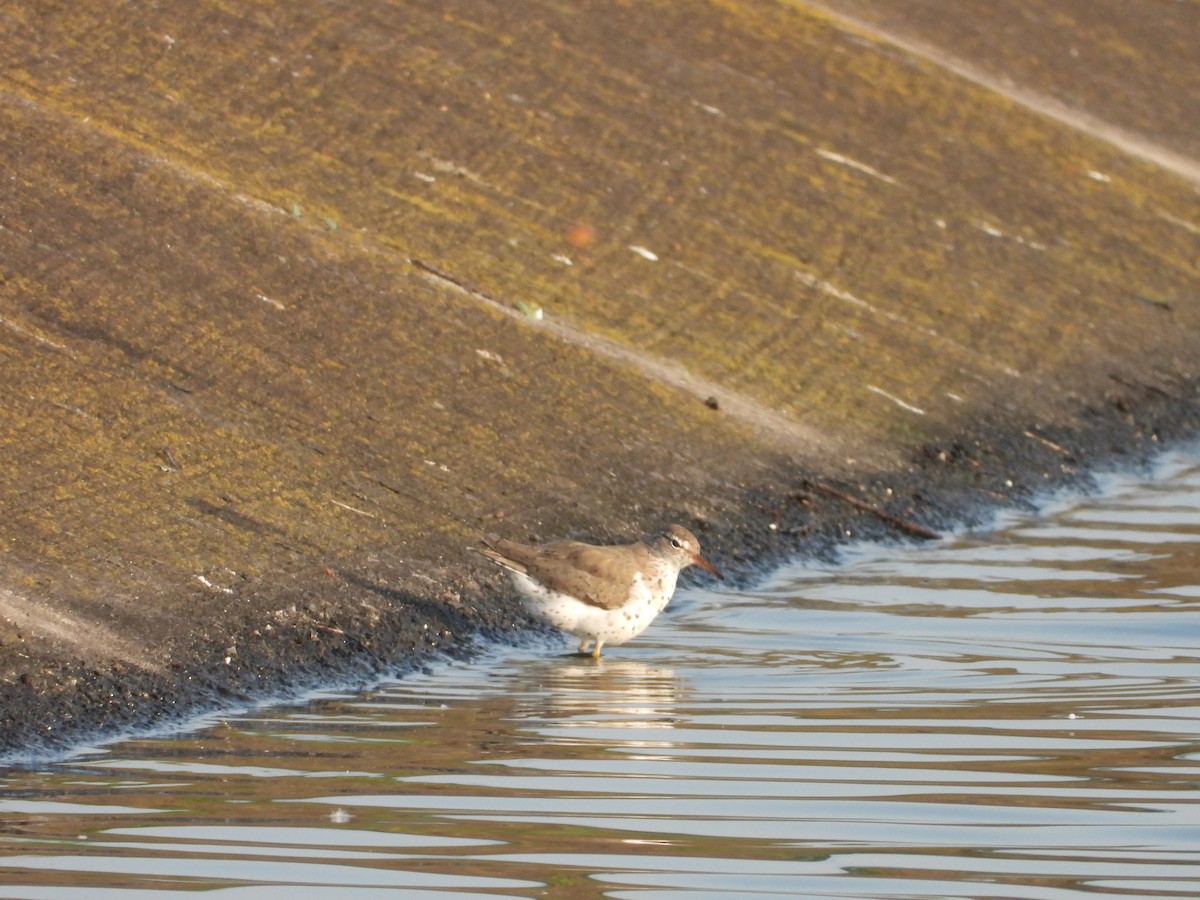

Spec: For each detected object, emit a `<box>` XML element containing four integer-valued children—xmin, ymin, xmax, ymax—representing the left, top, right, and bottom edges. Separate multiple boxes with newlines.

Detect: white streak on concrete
<box><xmin>867</xmin><ymin>384</ymin><xmax>926</xmax><ymax>415</ymax></box>
<box><xmin>816</xmin><ymin>148</ymin><xmax>899</xmax><ymax>185</ymax></box>
<box><xmin>256</xmin><ymin>293</ymin><xmax>286</xmax><ymax>311</ymax></box>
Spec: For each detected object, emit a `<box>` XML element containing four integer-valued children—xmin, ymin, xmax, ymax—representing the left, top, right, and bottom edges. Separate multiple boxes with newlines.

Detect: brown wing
<box><xmin>522</xmin><ymin>540</ymin><xmax>650</xmax><ymax>611</ymax></box>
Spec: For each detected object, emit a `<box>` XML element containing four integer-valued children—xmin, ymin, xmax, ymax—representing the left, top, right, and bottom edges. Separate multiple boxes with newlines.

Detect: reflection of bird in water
<box><xmin>511</xmin><ymin>657</ymin><xmax>682</xmax><ymax>739</ymax></box>
<box><xmin>478</xmin><ymin>525</ymin><xmax>722</xmax><ymax>658</ymax></box>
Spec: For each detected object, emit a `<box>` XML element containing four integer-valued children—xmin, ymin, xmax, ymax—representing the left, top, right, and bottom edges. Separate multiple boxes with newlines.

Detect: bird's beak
<box><xmin>693</xmin><ymin>554</ymin><xmax>724</xmax><ymax>580</ymax></box>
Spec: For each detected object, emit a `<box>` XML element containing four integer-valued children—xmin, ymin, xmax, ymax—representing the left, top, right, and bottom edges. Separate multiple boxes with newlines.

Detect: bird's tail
<box><xmin>474</xmin><ymin>535</ymin><xmax>528</xmax><ymax>576</ymax></box>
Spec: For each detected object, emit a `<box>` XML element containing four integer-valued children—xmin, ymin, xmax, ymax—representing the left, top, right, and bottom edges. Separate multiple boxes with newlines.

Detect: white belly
<box><xmin>509</xmin><ymin>570</ymin><xmax>676</xmax><ymax>646</ymax></box>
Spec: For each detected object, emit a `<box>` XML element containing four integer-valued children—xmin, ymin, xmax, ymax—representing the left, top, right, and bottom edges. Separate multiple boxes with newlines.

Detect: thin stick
<box><xmin>1023</xmin><ymin>430</ymin><xmax>1072</xmax><ymax>456</ymax></box>
<box><xmin>810</xmin><ymin>481</ymin><xmax>940</xmax><ymax>540</ymax></box>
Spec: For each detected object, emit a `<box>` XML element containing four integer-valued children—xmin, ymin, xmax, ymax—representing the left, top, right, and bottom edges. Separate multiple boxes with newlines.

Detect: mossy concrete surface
<box><xmin>815</xmin><ymin>0</ymin><xmax>1200</xmax><ymax>165</ymax></box>
<box><xmin>1</xmin><ymin>0</ymin><xmax>1198</xmax><ymax>755</ymax></box>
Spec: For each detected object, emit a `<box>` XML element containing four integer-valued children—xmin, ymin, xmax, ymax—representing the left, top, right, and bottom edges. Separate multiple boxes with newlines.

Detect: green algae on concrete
<box><xmin>1</xmin><ymin>0</ymin><xmax>1199</xmax><ymax>754</ymax></box>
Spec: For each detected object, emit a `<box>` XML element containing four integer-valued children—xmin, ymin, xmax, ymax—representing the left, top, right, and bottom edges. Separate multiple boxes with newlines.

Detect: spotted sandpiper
<box><xmin>478</xmin><ymin>524</ymin><xmax>722</xmax><ymax>658</ymax></box>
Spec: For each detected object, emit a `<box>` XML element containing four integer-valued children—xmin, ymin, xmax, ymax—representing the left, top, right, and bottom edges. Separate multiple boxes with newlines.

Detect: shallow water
<box><xmin>3</xmin><ymin>456</ymin><xmax>1200</xmax><ymax>898</ymax></box>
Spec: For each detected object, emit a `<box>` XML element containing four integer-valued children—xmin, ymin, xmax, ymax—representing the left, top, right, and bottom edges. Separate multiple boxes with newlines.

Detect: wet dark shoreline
<box><xmin>6</xmin><ymin>377</ymin><xmax>1197</xmax><ymax>763</ymax></box>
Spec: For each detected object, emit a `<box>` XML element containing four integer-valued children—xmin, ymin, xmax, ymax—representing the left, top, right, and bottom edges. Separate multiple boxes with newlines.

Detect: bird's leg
<box><xmin>590</xmin><ymin>639</ymin><xmax>604</xmax><ymax>659</ymax></box>
<box><xmin>577</xmin><ymin>638</ymin><xmax>591</xmax><ymax>655</ymax></box>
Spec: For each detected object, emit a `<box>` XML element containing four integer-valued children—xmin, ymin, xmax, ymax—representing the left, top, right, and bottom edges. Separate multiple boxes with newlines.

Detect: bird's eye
<box><xmin>670</xmin><ymin>537</ymin><xmax>683</xmax><ymax>549</ymax></box>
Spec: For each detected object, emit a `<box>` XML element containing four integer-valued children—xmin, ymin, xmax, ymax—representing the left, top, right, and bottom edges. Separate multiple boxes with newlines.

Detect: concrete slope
<box><xmin>1</xmin><ymin>0</ymin><xmax>1198</xmax><ymax>754</ymax></box>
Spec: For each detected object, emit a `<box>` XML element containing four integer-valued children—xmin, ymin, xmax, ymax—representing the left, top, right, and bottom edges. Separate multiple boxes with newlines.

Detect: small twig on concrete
<box><xmin>1109</xmin><ymin>372</ymin><xmax>1175</xmax><ymax>399</ymax></box>
<box><xmin>808</xmin><ymin>481</ymin><xmax>940</xmax><ymax>540</ymax></box>
<box><xmin>330</xmin><ymin>498</ymin><xmax>377</xmax><ymax>519</ymax></box>
<box><xmin>158</xmin><ymin>446</ymin><xmax>181</xmax><ymax>470</ymax></box>
<box><xmin>312</xmin><ymin>621</ymin><xmax>372</xmax><ymax>654</ymax></box>
<box><xmin>1023</xmin><ymin>430</ymin><xmax>1072</xmax><ymax>457</ymax></box>
<box><xmin>411</xmin><ymin>258</ymin><xmax>501</xmax><ymax>305</ymax></box>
